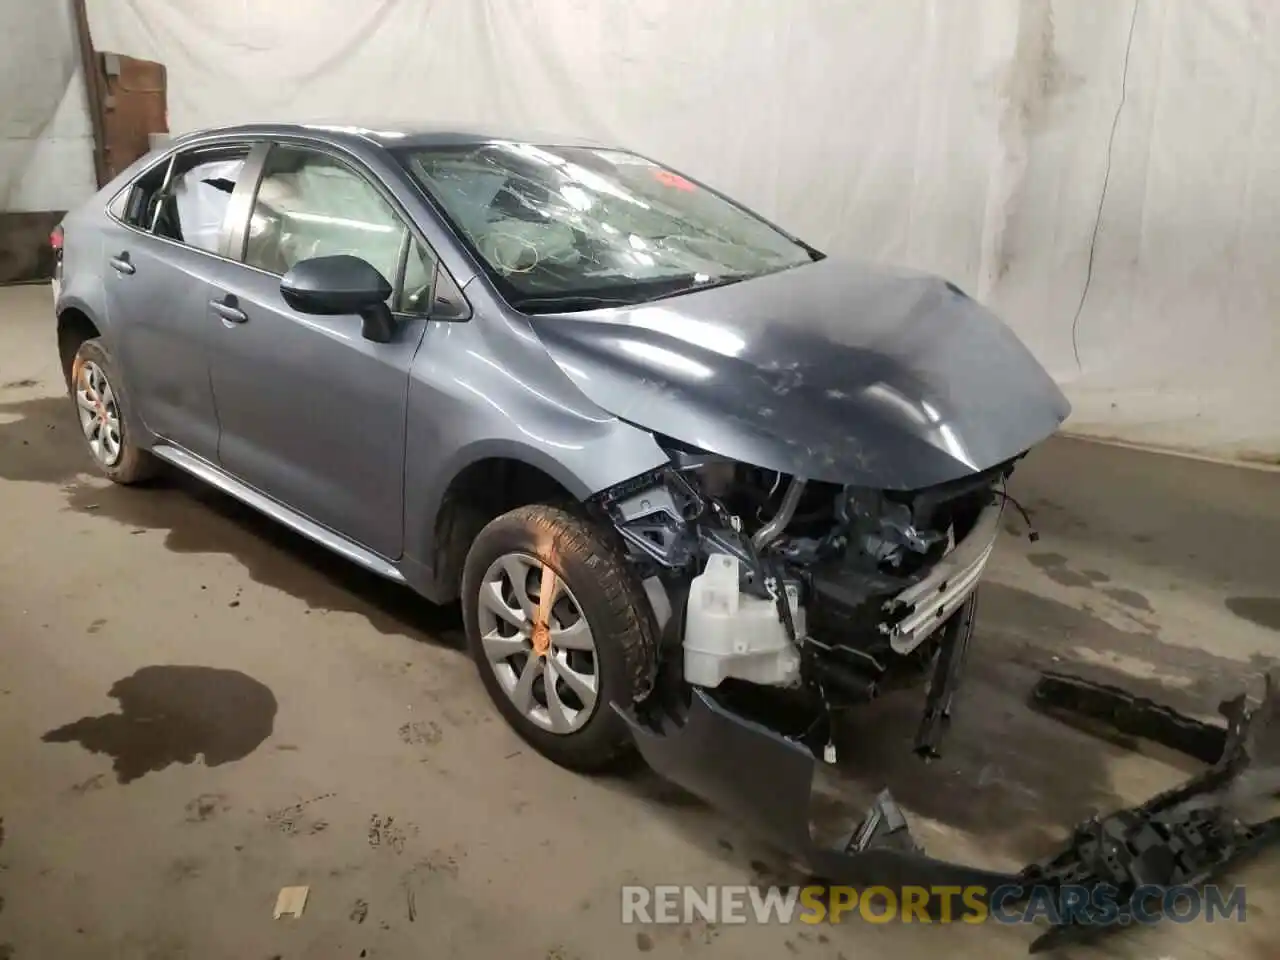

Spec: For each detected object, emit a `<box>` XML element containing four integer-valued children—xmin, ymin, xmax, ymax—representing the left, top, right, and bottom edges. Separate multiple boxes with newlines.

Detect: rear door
<box><xmin>206</xmin><ymin>139</ymin><xmax>437</xmax><ymax>558</ymax></box>
<box><xmin>102</xmin><ymin>141</ymin><xmax>258</xmax><ymax>462</ymax></box>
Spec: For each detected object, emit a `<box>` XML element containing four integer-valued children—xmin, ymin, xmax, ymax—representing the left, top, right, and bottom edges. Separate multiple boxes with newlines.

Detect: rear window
<box><xmin>112</xmin><ymin>145</ymin><xmax>250</xmax><ymax>255</ymax></box>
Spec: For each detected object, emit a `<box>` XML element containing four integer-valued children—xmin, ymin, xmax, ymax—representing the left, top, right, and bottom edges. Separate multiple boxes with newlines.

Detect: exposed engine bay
<box><xmin>593</xmin><ymin>439</ymin><xmax>1013</xmax><ymax>758</ymax></box>
<box><xmin>591</xmin><ymin>447</ymin><xmax>1280</xmax><ymax>953</ymax></box>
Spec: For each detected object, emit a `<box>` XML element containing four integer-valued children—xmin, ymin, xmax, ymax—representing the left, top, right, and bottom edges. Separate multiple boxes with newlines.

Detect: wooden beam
<box><xmin>69</xmin><ymin>0</ymin><xmax>108</xmax><ymax>187</ymax></box>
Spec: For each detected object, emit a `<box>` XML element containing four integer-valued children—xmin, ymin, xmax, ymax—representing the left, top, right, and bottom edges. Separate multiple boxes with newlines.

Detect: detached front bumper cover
<box><xmin>618</xmin><ymin>689</ymin><xmax>1021</xmax><ymax>892</ymax></box>
<box><xmin>617</xmin><ymin>669</ymin><xmax>1280</xmax><ymax>952</ymax></box>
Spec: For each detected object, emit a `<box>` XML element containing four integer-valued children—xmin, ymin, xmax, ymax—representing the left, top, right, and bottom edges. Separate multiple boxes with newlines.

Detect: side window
<box><xmin>162</xmin><ymin>155</ymin><xmax>246</xmax><ymax>252</ymax></box>
<box><xmin>244</xmin><ymin>145</ymin><xmax>406</xmax><ymax>291</ymax></box>
<box><xmin>119</xmin><ymin>161</ymin><xmax>169</xmax><ymax>229</ymax></box>
<box><xmin>397</xmin><ymin>239</ymin><xmax>437</xmax><ymax>315</ymax></box>
<box><xmin>118</xmin><ymin>147</ymin><xmax>249</xmax><ymax>254</ymax></box>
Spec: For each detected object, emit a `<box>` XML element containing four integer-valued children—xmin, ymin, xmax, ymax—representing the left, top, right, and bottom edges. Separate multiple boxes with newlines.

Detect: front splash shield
<box><xmin>617</xmin><ymin>690</ymin><xmax>1019</xmax><ymax>892</ymax></box>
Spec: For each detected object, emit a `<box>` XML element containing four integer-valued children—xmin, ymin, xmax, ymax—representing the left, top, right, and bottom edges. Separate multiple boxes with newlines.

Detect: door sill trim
<box><xmin>150</xmin><ymin>443</ymin><xmax>407</xmax><ymax>584</ymax></box>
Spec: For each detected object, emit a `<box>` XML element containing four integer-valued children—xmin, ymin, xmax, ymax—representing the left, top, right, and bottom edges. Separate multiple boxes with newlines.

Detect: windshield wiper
<box><xmin>509</xmin><ymin>294</ymin><xmax>641</xmax><ymax>314</ymax></box>
<box><xmin>511</xmin><ymin>273</ymin><xmax>755</xmax><ymax>314</ymax></box>
<box><xmin>644</xmin><ymin>272</ymin><xmax>753</xmax><ymax>302</ymax></box>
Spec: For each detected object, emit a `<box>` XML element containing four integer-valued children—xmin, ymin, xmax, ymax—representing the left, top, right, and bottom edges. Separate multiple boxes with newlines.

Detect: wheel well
<box><xmin>57</xmin><ymin>308</ymin><xmax>100</xmax><ymax>387</ymax></box>
<box><xmin>432</xmin><ymin>458</ymin><xmax>577</xmax><ymax>601</ymax></box>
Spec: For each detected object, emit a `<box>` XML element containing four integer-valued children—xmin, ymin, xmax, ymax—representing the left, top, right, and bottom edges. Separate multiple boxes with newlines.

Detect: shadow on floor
<box><xmin>0</xmin><ymin>395</ymin><xmax>464</xmax><ymax>646</ymax></box>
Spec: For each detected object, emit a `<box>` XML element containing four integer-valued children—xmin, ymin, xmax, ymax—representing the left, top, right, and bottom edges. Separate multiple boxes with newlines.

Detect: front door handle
<box><xmin>210</xmin><ymin>297</ymin><xmax>248</xmax><ymax>324</ymax></box>
<box><xmin>108</xmin><ymin>253</ymin><xmax>135</xmax><ymax>275</ymax></box>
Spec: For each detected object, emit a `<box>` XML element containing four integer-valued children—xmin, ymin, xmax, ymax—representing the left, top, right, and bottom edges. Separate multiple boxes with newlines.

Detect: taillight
<box><xmin>50</xmin><ymin>224</ymin><xmax>64</xmax><ymax>255</ymax></box>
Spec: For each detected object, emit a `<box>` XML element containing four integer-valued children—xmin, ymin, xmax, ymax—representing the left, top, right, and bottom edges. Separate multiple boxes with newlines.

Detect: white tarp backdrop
<box><xmin>7</xmin><ymin>0</ymin><xmax>1279</xmax><ymax>462</ymax></box>
<box><xmin>0</xmin><ymin>0</ymin><xmax>96</xmax><ymax>212</ymax></box>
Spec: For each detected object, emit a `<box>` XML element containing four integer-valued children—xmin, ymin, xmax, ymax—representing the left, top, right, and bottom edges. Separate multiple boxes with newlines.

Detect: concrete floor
<box><xmin>0</xmin><ymin>282</ymin><xmax>1277</xmax><ymax>959</ymax></box>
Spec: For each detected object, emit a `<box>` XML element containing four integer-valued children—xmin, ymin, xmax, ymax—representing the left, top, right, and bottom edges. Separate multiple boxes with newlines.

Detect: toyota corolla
<box><xmin>52</xmin><ymin>122</ymin><xmax>1073</xmax><ymax>890</ymax></box>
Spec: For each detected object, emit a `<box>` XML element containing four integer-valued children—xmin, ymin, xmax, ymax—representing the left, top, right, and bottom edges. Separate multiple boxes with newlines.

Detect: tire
<box><xmin>68</xmin><ymin>338</ymin><xmax>157</xmax><ymax>485</ymax></box>
<box><xmin>462</xmin><ymin>504</ymin><xmax>658</xmax><ymax>772</ymax></box>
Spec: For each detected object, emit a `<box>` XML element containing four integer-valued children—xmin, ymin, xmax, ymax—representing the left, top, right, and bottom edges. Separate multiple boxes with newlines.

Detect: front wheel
<box><xmin>462</xmin><ymin>504</ymin><xmax>658</xmax><ymax>772</ymax></box>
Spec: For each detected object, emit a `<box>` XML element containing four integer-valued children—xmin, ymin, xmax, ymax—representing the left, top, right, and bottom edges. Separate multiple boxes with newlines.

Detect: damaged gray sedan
<box><xmin>55</xmin><ymin>123</ymin><xmax>1074</xmax><ymax>889</ymax></box>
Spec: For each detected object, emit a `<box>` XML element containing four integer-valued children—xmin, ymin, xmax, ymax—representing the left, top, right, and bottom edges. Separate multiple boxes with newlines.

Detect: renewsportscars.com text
<box><xmin>621</xmin><ymin>883</ymin><xmax>1247</xmax><ymax>928</ymax></box>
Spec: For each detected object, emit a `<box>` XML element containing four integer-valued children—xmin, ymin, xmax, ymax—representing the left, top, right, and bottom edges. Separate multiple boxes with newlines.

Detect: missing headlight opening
<box><xmin>595</xmin><ymin>445</ymin><xmax>1016</xmax><ymax>760</ymax></box>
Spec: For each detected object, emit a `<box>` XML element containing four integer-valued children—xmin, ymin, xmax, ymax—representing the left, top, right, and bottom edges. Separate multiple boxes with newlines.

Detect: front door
<box><xmin>206</xmin><ymin>142</ymin><xmax>436</xmax><ymax>558</ymax></box>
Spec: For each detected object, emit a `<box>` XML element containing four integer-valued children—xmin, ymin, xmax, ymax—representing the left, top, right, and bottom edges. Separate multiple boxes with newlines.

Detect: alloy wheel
<box><xmin>75</xmin><ymin>360</ymin><xmax>123</xmax><ymax>467</ymax></box>
<box><xmin>475</xmin><ymin>552</ymin><xmax>599</xmax><ymax>734</ymax></box>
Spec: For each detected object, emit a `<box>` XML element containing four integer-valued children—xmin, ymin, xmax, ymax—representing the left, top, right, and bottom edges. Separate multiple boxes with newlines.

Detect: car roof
<box><xmin>170</xmin><ymin>121</ymin><xmax>613</xmax><ymax>152</ymax></box>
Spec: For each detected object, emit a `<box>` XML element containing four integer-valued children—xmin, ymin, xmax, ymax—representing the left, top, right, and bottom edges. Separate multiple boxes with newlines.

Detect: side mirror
<box><xmin>280</xmin><ymin>254</ymin><xmax>396</xmax><ymax>343</ymax></box>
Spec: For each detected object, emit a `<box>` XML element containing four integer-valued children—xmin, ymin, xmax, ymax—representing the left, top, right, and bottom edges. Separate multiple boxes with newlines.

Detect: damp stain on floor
<box><xmin>1100</xmin><ymin>586</ymin><xmax>1154</xmax><ymax>613</ymax></box>
<box><xmin>1027</xmin><ymin>551</ymin><xmax>1110</xmax><ymax>589</ymax></box>
<box><xmin>41</xmin><ymin>665</ymin><xmax>277</xmax><ymax>783</ymax></box>
<box><xmin>1226</xmin><ymin>596</ymin><xmax>1280</xmax><ymax>633</ymax></box>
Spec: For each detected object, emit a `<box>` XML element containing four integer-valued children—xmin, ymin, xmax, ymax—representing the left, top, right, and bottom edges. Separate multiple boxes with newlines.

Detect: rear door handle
<box><xmin>108</xmin><ymin>253</ymin><xmax>135</xmax><ymax>275</ymax></box>
<box><xmin>210</xmin><ymin>297</ymin><xmax>248</xmax><ymax>324</ymax></box>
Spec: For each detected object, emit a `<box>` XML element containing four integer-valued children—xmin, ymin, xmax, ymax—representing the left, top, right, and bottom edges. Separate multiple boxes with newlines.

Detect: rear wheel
<box><xmin>69</xmin><ymin>338</ymin><xmax>156</xmax><ymax>484</ymax></box>
<box><xmin>462</xmin><ymin>504</ymin><xmax>658</xmax><ymax>771</ymax></box>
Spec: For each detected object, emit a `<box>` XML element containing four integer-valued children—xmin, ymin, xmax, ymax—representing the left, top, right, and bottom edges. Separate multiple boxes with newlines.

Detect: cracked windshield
<box><xmin>399</xmin><ymin>142</ymin><xmax>820</xmax><ymax>312</ymax></box>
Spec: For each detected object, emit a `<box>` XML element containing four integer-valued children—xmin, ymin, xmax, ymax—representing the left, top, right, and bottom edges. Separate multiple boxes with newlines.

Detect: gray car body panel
<box><xmin>55</xmin><ymin>121</ymin><xmax>1067</xmax><ymax>604</ymax></box>
<box><xmin>528</xmin><ymin>259</ymin><xmax>1071</xmax><ymax>490</ymax></box>
<box><xmin>106</xmin><ymin>229</ymin><xmax>228</xmax><ymax>462</ymax></box>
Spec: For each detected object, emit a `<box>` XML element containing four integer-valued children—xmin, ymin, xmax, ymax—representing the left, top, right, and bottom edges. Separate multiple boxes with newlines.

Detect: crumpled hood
<box><xmin>527</xmin><ymin>257</ymin><xmax>1071</xmax><ymax>490</ymax></box>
